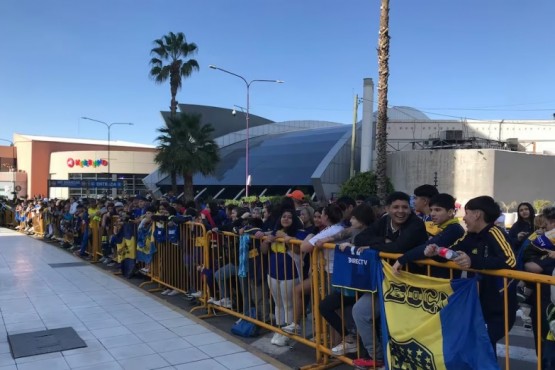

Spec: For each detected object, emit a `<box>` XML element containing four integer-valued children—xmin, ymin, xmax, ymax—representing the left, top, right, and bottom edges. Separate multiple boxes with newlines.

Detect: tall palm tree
<box><xmin>376</xmin><ymin>0</ymin><xmax>391</xmax><ymax>203</ymax></box>
<box><xmin>155</xmin><ymin>113</ymin><xmax>219</xmax><ymax>201</ymax></box>
<box><xmin>149</xmin><ymin>32</ymin><xmax>199</xmax><ymax>117</ymax></box>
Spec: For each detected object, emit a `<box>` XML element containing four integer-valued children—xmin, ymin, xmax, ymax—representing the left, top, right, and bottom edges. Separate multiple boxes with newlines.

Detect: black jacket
<box><xmin>355</xmin><ymin>212</ymin><xmax>428</xmax><ymax>253</ymax></box>
<box><xmin>451</xmin><ymin>224</ymin><xmax>517</xmax><ymax>317</ymax></box>
<box><xmin>508</xmin><ymin>220</ymin><xmax>533</xmax><ymax>251</ymax></box>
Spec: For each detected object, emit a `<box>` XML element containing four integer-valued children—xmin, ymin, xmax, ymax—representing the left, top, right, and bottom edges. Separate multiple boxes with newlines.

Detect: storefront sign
<box><xmin>67</xmin><ymin>158</ymin><xmax>108</xmax><ymax>168</ymax></box>
<box><xmin>49</xmin><ymin>180</ymin><xmax>123</xmax><ymax>188</ymax></box>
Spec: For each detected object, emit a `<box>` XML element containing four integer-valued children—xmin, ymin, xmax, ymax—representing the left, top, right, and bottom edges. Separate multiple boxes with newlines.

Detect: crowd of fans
<box><xmin>2</xmin><ymin>186</ymin><xmax>555</xmax><ymax>368</ymax></box>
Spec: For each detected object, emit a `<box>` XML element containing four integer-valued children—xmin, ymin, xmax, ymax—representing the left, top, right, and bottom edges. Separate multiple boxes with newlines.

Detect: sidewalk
<box><xmin>0</xmin><ymin>228</ymin><xmax>282</xmax><ymax>370</ymax></box>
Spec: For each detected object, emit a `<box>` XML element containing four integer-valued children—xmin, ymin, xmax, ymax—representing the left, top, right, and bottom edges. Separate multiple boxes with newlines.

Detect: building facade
<box><xmin>1</xmin><ymin>133</ymin><xmax>156</xmax><ymax>199</ymax></box>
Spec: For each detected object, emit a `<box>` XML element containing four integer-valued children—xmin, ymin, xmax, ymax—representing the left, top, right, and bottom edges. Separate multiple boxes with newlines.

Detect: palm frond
<box><xmin>152</xmin><ymin>65</ymin><xmax>170</xmax><ymax>83</ymax></box>
<box><xmin>149</xmin><ymin>57</ymin><xmax>163</xmax><ymax>67</ymax></box>
<box><xmin>180</xmin><ymin>59</ymin><xmax>200</xmax><ymax>77</ymax></box>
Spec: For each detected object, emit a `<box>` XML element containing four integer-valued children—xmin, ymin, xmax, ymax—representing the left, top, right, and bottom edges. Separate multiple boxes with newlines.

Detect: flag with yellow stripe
<box><xmin>380</xmin><ymin>260</ymin><xmax>498</xmax><ymax>370</ymax></box>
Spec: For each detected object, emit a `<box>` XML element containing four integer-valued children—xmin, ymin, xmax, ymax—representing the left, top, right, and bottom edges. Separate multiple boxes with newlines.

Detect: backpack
<box><xmin>231</xmin><ymin>308</ymin><xmax>259</xmax><ymax>338</ymax></box>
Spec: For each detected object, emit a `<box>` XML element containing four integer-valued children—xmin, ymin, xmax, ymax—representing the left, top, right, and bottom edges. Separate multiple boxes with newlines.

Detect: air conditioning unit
<box><xmin>439</xmin><ymin>130</ymin><xmax>463</xmax><ymax>141</ymax></box>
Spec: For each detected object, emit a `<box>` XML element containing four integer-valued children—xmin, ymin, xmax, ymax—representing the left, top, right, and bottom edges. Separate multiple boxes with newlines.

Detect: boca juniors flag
<box><xmin>380</xmin><ymin>260</ymin><xmax>498</xmax><ymax>370</ymax></box>
<box><xmin>333</xmin><ymin>249</ymin><xmax>498</xmax><ymax>369</ymax></box>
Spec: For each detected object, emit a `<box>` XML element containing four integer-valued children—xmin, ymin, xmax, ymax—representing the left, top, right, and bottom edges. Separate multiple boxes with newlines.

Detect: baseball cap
<box><xmin>286</xmin><ymin>190</ymin><xmax>305</xmax><ymax>201</ymax></box>
<box><xmin>114</xmin><ymin>202</ymin><xmax>124</xmax><ymax>207</ymax></box>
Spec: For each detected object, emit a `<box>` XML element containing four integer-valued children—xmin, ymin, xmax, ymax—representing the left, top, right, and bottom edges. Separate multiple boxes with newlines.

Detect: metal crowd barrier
<box><xmin>11</xmin><ymin>218</ymin><xmax>555</xmax><ymax>370</ymax></box>
<box><xmin>200</xmin><ymin>230</ymin><xmax>555</xmax><ymax>370</ymax></box>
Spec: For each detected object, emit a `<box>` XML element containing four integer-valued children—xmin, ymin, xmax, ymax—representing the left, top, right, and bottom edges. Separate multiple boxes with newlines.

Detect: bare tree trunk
<box><xmin>170</xmin><ymin>171</ymin><xmax>177</xmax><ymax>194</ymax></box>
<box><xmin>170</xmin><ymin>71</ymin><xmax>178</xmax><ymax>191</ymax></box>
<box><xmin>184</xmin><ymin>172</ymin><xmax>194</xmax><ymax>201</ymax></box>
<box><xmin>170</xmin><ymin>67</ymin><xmax>179</xmax><ymax>117</ymax></box>
<box><xmin>170</xmin><ymin>93</ymin><xmax>177</xmax><ymax>117</ymax></box>
<box><xmin>376</xmin><ymin>0</ymin><xmax>391</xmax><ymax>203</ymax></box>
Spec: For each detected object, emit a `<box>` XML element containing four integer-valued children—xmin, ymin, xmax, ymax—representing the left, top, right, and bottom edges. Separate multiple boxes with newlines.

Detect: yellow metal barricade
<box><xmin>89</xmin><ymin>220</ymin><xmax>100</xmax><ymax>262</ymax></box>
<box><xmin>140</xmin><ymin>222</ymin><xmax>207</xmax><ymax>298</ymax></box>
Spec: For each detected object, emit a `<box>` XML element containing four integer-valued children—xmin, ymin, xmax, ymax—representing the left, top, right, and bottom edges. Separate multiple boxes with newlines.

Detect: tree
<box><xmin>340</xmin><ymin>171</ymin><xmax>394</xmax><ymax>199</ymax></box>
<box><xmin>154</xmin><ymin>137</ymin><xmax>179</xmax><ymax>194</ymax></box>
<box><xmin>155</xmin><ymin>113</ymin><xmax>219</xmax><ymax>201</ymax></box>
<box><xmin>149</xmin><ymin>32</ymin><xmax>199</xmax><ymax>117</ymax></box>
<box><xmin>375</xmin><ymin>0</ymin><xmax>391</xmax><ymax>203</ymax></box>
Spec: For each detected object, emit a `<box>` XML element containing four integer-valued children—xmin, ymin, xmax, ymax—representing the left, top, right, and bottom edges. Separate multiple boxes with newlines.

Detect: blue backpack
<box><xmin>231</xmin><ymin>308</ymin><xmax>259</xmax><ymax>337</ymax></box>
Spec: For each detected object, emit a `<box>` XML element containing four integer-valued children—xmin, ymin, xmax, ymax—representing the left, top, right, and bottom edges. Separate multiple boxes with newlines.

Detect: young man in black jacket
<box><xmin>346</xmin><ymin>191</ymin><xmax>428</xmax><ymax>368</ymax></box>
<box><xmin>414</xmin><ymin>195</ymin><xmax>517</xmax><ymax>354</ymax></box>
<box><xmin>354</xmin><ymin>191</ymin><xmax>428</xmax><ymax>254</ymax></box>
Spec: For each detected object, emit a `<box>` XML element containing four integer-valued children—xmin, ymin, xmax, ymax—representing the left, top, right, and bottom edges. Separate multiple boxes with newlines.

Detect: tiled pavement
<box><xmin>0</xmin><ymin>228</ymin><xmax>283</xmax><ymax>370</ymax></box>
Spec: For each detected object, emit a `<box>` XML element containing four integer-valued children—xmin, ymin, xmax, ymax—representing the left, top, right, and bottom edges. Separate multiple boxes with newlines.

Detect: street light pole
<box><xmin>0</xmin><ymin>138</ymin><xmax>15</xmax><ymax>200</ymax></box>
<box><xmin>81</xmin><ymin>117</ymin><xmax>133</xmax><ymax>176</ymax></box>
<box><xmin>209</xmin><ymin>65</ymin><xmax>283</xmax><ymax>198</ymax></box>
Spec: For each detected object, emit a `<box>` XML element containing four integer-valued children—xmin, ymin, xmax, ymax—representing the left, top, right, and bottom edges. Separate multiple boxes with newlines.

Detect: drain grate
<box><xmin>8</xmin><ymin>327</ymin><xmax>87</xmax><ymax>359</ymax></box>
<box><xmin>48</xmin><ymin>262</ymin><xmax>89</xmax><ymax>268</ymax></box>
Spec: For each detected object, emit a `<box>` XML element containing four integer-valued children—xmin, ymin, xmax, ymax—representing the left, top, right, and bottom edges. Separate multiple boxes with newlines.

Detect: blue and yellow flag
<box><xmin>380</xmin><ymin>260</ymin><xmax>498</xmax><ymax>370</ymax></box>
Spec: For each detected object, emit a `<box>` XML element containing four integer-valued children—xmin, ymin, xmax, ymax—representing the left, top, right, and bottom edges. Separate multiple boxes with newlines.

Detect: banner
<box><xmin>381</xmin><ymin>260</ymin><xmax>498</xmax><ymax>370</ymax></box>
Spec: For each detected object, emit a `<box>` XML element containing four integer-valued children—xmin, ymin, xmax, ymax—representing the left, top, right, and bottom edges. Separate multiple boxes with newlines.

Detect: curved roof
<box><xmin>161</xmin><ymin>104</ymin><xmax>274</xmax><ymax>139</ymax></box>
<box><xmin>157</xmin><ymin>124</ymin><xmax>351</xmax><ymax>187</ymax></box>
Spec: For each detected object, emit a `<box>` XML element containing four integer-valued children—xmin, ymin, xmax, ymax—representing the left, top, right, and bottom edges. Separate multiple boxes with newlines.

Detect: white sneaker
<box><xmin>213</xmin><ymin>297</ymin><xmax>232</xmax><ymax>309</ymax></box>
<box><xmin>161</xmin><ymin>289</ymin><xmax>171</xmax><ymax>295</ymax></box>
<box><xmin>282</xmin><ymin>322</ymin><xmax>301</xmax><ymax>335</ymax></box>
<box><xmin>190</xmin><ymin>291</ymin><xmax>202</xmax><ymax>298</ymax></box>
<box><xmin>207</xmin><ymin>297</ymin><xmax>215</xmax><ymax>304</ymax></box>
<box><xmin>167</xmin><ymin>289</ymin><xmax>179</xmax><ymax>296</ymax></box>
<box><xmin>270</xmin><ymin>332</ymin><xmax>280</xmax><ymax>345</ymax></box>
<box><xmin>273</xmin><ymin>333</ymin><xmax>290</xmax><ymax>347</ymax></box>
<box><xmin>331</xmin><ymin>340</ymin><xmax>357</xmax><ymax>355</ymax></box>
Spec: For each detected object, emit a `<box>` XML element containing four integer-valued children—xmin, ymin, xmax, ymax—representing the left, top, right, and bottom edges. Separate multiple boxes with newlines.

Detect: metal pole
<box><xmin>107</xmin><ymin>125</ymin><xmax>111</xmax><ymax>176</ymax></box>
<box><xmin>350</xmin><ymin>94</ymin><xmax>359</xmax><ymax>178</ymax></box>
<box><xmin>246</xmin><ymin>84</ymin><xmax>250</xmax><ymax>197</ymax></box>
<box><xmin>12</xmin><ymin>144</ymin><xmax>15</xmax><ymax>200</ymax></box>
<box><xmin>208</xmin><ymin>65</ymin><xmax>283</xmax><ymax>199</ymax></box>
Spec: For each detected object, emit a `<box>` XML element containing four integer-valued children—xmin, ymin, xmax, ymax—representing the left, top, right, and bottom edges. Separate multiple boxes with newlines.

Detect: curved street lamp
<box><xmin>80</xmin><ymin>117</ymin><xmax>134</xmax><ymax>176</ymax></box>
<box><xmin>209</xmin><ymin>64</ymin><xmax>284</xmax><ymax>197</ymax></box>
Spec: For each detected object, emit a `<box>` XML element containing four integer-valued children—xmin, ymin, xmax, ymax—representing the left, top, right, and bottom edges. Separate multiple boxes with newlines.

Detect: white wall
<box><xmin>388</xmin><ymin>149</ymin><xmax>493</xmax><ymax>207</ymax></box>
<box><xmin>493</xmin><ymin>151</ymin><xmax>555</xmax><ymax>204</ymax></box>
<box><xmin>387</xmin><ymin>149</ymin><xmax>555</xmax><ymax>207</ymax></box>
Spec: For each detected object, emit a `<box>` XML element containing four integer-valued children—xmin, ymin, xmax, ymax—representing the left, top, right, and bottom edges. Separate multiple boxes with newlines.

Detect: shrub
<box><xmin>340</xmin><ymin>171</ymin><xmax>394</xmax><ymax>199</ymax></box>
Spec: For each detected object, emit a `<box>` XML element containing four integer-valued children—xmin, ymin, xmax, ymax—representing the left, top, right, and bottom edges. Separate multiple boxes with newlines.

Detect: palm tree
<box><xmin>155</xmin><ymin>113</ymin><xmax>219</xmax><ymax>201</ymax></box>
<box><xmin>154</xmin><ymin>132</ymin><xmax>179</xmax><ymax>194</ymax></box>
<box><xmin>149</xmin><ymin>32</ymin><xmax>199</xmax><ymax>117</ymax></box>
<box><xmin>375</xmin><ymin>0</ymin><xmax>391</xmax><ymax>203</ymax></box>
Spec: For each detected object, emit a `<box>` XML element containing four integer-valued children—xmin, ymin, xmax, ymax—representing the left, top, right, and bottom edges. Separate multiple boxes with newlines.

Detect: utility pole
<box><xmin>350</xmin><ymin>95</ymin><xmax>360</xmax><ymax>178</ymax></box>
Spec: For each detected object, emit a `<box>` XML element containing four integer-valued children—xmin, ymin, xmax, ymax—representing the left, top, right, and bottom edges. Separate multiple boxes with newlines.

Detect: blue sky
<box><xmin>1</xmin><ymin>0</ymin><xmax>555</xmax><ymax>145</ymax></box>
